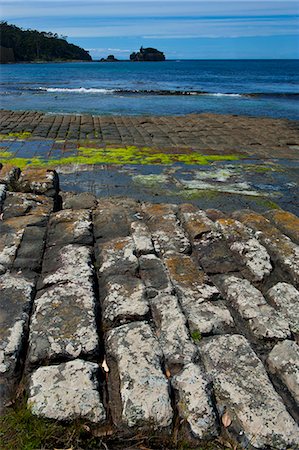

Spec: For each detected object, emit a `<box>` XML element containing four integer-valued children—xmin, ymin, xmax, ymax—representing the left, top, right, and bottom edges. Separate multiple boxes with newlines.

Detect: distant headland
<box><xmin>0</xmin><ymin>23</ymin><xmax>166</xmax><ymax>64</ymax></box>
<box><xmin>0</xmin><ymin>22</ymin><xmax>92</xmax><ymax>63</ymax></box>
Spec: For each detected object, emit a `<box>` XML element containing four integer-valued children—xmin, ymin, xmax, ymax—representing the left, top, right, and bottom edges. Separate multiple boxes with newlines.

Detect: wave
<box><xmin>38</xmin><ymin>87</ymin><xmax>116</xmax><ymax>94</ymax></box>
<box><xmin>20</xmin><ymin>87</ymin><xmax>299</xmax><ymax>99</ymax></box>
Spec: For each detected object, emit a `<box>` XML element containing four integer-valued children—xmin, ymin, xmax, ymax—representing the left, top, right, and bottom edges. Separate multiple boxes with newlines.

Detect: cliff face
<box><xmin>0</xmin><ymin>22</ymin><xmax>92</xmax><ymax>62</ymax></box>
<box><xmin>0</xmin><ymin>46</ymin><xmax>15</xmax><ymax>63</ymax></box>
<box><xmin>130</xmin><ymin>47</ymin><xmax>165</xmax><ymax>62</ymax></box>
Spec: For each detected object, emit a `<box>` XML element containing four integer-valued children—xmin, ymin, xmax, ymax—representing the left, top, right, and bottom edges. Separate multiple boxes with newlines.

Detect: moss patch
<box><xmin>191</xmin><ymin>330</ymin><xmax>202</xmax><ymax>343</ymax></box>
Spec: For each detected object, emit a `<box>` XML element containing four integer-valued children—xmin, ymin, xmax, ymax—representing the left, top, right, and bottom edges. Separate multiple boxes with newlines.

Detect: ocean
<box><xmin>0</xmin><ymin>59</ymin><xmax>298</xmax><ymax>119</ymax></box>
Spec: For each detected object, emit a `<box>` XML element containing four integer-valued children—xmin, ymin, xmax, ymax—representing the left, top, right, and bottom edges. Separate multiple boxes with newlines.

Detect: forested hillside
<box><xmin>0</xmin><ymin>22</ymin><xmax>92</xmax><ymax>62</ymax></box>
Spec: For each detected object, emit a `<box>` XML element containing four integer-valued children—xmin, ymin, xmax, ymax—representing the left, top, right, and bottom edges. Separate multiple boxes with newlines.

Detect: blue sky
<box><xmin>1</xmin><ymin>0</ymin><xmax>299</xmax><ymax>59</ymax></box>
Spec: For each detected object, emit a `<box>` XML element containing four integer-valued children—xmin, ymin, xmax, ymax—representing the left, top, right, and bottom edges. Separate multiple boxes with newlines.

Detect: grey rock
<box><xmin>131</xmin><ymin>221</ymin><xmax>154</xmax><ymax>255</ymax></box>
<box><xmin>267</xmin><ymin>282</ymin><xmax>299</xmax><ymax>339</ymax></box>
<box><xmin>196</xmin><ymin>231</ymin><xmax>239</xmax><ymax>274</ymax></box>
<box><xmin>13</xmin><ymin>226</ymin><xmax>46</xmax><ymax>272</ymax></box>
<box><xmin>216</xmin><ymin>218</ymin><xmax>272</xmax><ymax>281</ymax></box>
<box><xmin>179</xmin><ymin>204</ymin><xmax>214</xmax><ymax>241</ymax></box>
<box><xmin>47</xmin><ymin>209</ymin><xmax>93</xmax><ymax>247</ymax></box>
<box><xmin>164</xmin><ymin>254</ymin><xmax>219</xmax><ymax>303</ymax></box>
<box><xmin>16</xmin><ymin>168</ymin><xmax>59</xmax><ymax>197</ymax></box>
<box><xmin>28</xmin><ymin>359</ymin><xmax>106</xmax><ymax>423</ymax></box>
<box><xmin>93</xmin><ymin>201</ymin><xmax>131</xmax><ymax>242</ymax></box>
<box><xmin>143</xmin><ymin>203</ymin><xmax>191</xmax><ymax>256</ymax></box>
<box><xmin>28</xmin><ymin>281</ymin><xmax>99</xmax><ymax>365</ymax></box>
<box><xmin>267</xmin><ymin>340</ymin><xmax>299</xmax><ymax>404</ymax></box>
<box><xmin>62</xmin><ymin>191</ymin><xmax>97</xmax><ymax>210</ymax></box>
<box><xmin>102</xmin><ymin>275</ymin><xmax>149</xmax><ymax>328</ymax></box>
<box><xmin>0</xmin><ymin>273</ymin><xmax>35</xmax><ymax>375</ymax></box>
<box><xmin>139</xmin><ymin>254</ymin><xmax>172</xmax><ymax>297</ymax></box>
<box><xmin>2</xmin><ymin>192</ymin><xmax>53</xmax><ymax>220</ymax></box>
<box><xmin>233</xmin><ymin>210</ymin><xmax>299</xmax><ymax>286</ymax></box>
<box><xmin>41</xmin><ymin>244</ymin><xmax>94</xmax><ymax>288</ymax></box>
<box><xmin>182</xmin><ymin>300</ymin><xmax>234</xmax><ymax>336</ymax></box>
<box><xmin>215</xmin><ymin>275</ymin><xmax>290</xmax><ymax>339</ymax></box>
<box><xmin>172</xmin><ymin>363</ymin><xmax>218</xmax><ymax>439</ymax></box>
<box><xmin>98</xmin><ymin>237</ymin><xmax>138</xmax><ymax>278</ymax></box>
<box><xmin>200</xmin><ymin>334</ymin><xmax>299</xmax><ymax>449</ymax></box>
<box><xmin>151</xmin><ymin>294</ymin><xmax>196</xmax><ymax>367</ymax></box>
<box><xmin>106</xmin><ymin>321</ymin><xmax>173</xmax><ymax>429</ymax></box>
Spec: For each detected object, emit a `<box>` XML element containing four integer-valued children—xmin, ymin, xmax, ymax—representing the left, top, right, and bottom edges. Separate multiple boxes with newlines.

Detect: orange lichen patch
<box><xmin>179</xmin><ymin>204</ymin><xmax>214</xmax><ymax>240</ymax></box>
<box><xmin>164</xmin><ymin>254</ymin><xmax>207</xmax><ymax>287</ymax></box>
<box><xmin>266</xmin><ymin>210</ymin><xmax>299</xmax><ymax>245</ymax></box>
<box><xmin>216</xmin><ymin>218</ymin><xmax>247</xmax><ymax>241</ymax></box>
<box><xmin>234</xmin><ymin>211</ymin><xmax>295</xmax><ymax>258</ymax></box>
<box><xmin>144</xmin><ymin>203</ymin><xmax>175</xmax><ymax>218</ymax></box>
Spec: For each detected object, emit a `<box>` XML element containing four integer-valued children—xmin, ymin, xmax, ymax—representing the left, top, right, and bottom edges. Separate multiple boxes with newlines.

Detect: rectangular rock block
<box><xmin>233</xmin><ymin>210</ymin><xmax>299</xmax><ymax>286</ymax></box>
<box><xmin>143</xmin><ymin>203</ymin><xmax>191</xmax><ymax>256</ymax></box>
<box><xmin>267</xmin><ymin>282</ymin><xmax>299</xmax><ymax>340</ymax></box>
<box><xmin>102</xmin><ymin>275</ymin><xmax>149</xmax><ymax>329</ymax></box>
<box><xmin>28</xmin><ymin>359</ymin><xmax>106</xmax><ymax>423</ymax></box>
<box><xmin>265</xmin><ymin>209</ymin><xmax>299</xmax><ymax>245</ymax></box>
<box><xmin>98</xmin><ymin>237</ymin><xmax>138</xmax><ymax>279</ymax></box>
<box><xmin>2</xmin><ymin>192</ymin><xmax>53</xmax><ymax>220</ymax></box>
<box><xmin>215</xmin><ymin>275</ymin><xmax>290</xmax><ymax>340</ymax></box>
<box><xmin>131</xmin><ymin>220</ymin><xmax>154</xmax><ymax>255</ymax></box>
<box><xmin>0</xmin><ymin>273</ymin><xmax>35</xmax><ymax>413</ymax></box>
<box><xmin>106</xmin><ymin>321</ymin><xmax>173</xmax><ymax>429</ymax></box>
<box><xmin>267</xmin><ymin>340</ymin><xmax>299</xmax><ymax>404</ymax></box>
<box><xmin>93</xmin><ymin>201</ymin><xmax>131</xmax><ymax>242</ymax></box>
<box><xmin>216</xmin><ymin>218</ymin><xmax>272</xmax><ymax>282</ymax></box>
<box><xmin>139</xmin><ymin>254</ymin><xmax>172</xmax><ymax>297</ymax></box>
<box><xmin>46</xmin><ymin>209</ymin><xmax>93</xmax><ymax>247</ymax></box>
<box><xmin>28</xmin><ymin>281</ymin><xmax>99</xmax><ymax>365</ymax></box>
<box><xmin>200</xmin><ymin>334</ymin><xmax>299</xmax><ymax>449</ymax></box>
<box><xmin>16</xmin><ymin>168</ymin><xmax>59</xmax><ymax>197</ymax></box>
<box><xmin>164</xmin><ymin>254</ymin><xmax>219</xmax><ymax>302</ymax></box>
<box><xmin>172</xmin><ymin>363</ymin><xmax>218</xmax><ymax>440</ymax></box>
<box><xmin>150</xmin><ymin>293</ymin><xmax>196</xmax><ymax>368</ymax></box>
<box><xmin>179</xmin><ymin>204</ymin><xmax>215</xmax><ymax>241</ymax></box>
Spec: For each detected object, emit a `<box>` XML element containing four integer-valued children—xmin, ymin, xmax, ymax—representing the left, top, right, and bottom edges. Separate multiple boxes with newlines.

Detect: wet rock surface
<box><xmin>0</xmin><ymin>165</ymin><xmax>299</xmax><ymax>449</ymax></box>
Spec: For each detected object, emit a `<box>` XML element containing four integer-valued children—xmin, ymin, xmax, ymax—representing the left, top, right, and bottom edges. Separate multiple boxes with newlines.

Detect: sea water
<box><xmin>0</xmin><ymin>59</ymin><xmax>298</xmax><ymax>119</ymax></box>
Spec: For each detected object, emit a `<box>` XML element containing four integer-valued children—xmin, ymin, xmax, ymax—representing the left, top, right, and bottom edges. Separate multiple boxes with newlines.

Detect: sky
<box><xmin>1</xmin><ymin>0</ymin><xmax>299</xmax><ymax>59</ymax></box>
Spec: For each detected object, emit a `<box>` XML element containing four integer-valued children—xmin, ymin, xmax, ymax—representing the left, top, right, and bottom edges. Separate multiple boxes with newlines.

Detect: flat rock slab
<box><xmin>106</xmin><ymin>321</ymin><xmax>173</xmax><ymax>429</ymax></box>
<box><xmin>143</xmin><ymin>203</ymin><xmax>191</xmax><ymax>256</ymax></box>
<box><xmin>150</xmin><ymin>293</ymin><xmax>196</xmax><ymax>368</ymax></box>
<box><xmin>61</xmin><ymin>191</ymin><xmax>97</xmax><ymax>210</ymax></box>
<box><xmin>139</xmin><ymin>254</ymin><xmax>172</xmax><ymax>297</ymax></box>
<box><xmin>0</xmin><ymin>273</ymin><xmax>35</xmax><ymax>375</ymax></box>
<box><xmin>216</xmin><ymin>218</ymin><xmax>272</xmax><ymax>282</ymax></box>
<box><xmin>215</xmin><ymin>275</ymin><xmax>290</xmax><ymax>340</ymax></box>
<box><xmin>267</xmin><ymin>340</ymin><xmax>299</xmax><ymax>404</ymax></box>
<box><xmin>41</xmin><ymin>244</ymin><xmax>94</xmax><ymax>288</ymax></box>
<box><xmin>102</xmin><ymin>275</ymin><xmax>149</xmax><ymax>329</ymax></box>
<box><xmin>172</xmin><ymin>363</ymin><xmax>218</xmax><ymax>440</ymax></box>
<box><xmin>98</xmin><ymin>237</ymin><xmax>138</xmax><ymax>278</ymax></box>
<box><xmin>46</xmin><ymin>209</ymin><xmax>93</xmax><ymax>247</ymax></box>
<box><xmin>233</xmin><ymin>210</ymin><xmax>299</xmax><ymax>286</ymax></box>
<box><xmin>28</xmin><ymin>359</ymin><xmax>106</xmax><ymax>423</ymax></box>
<box><xmin>28</xmin><ymin>281</ymin><xmax>99</xmax><ymax>365</ymax></box>
<box><xmin>2</xmin><ymin>192</ymin><xmax>53</xmax><ymax>220</ymax></box>
<box><xmin>266</xmin><ymin>209</ymin><xmax>299</xmax><ymax>245</ymax></box>
<box><xmin>16</xmin><ymin>168</ymin><xmax>59</xmax><ymax>197</ymax></box>
<box><xmin>266</xmin><ymin>282</ymin><xmax>299</xmax><ymax>340</ymax></box>
<box><xmin>200</xmin><ymin>334</ymin><xmax>299</xmax><ymax>449</ymax></box>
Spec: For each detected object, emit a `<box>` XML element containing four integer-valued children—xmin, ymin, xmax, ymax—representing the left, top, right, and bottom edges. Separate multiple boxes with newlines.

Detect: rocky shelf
<box><xmin>0</xmin><ymin>165</ymin><xmax>299</xmax><ymax>449</ymax></box>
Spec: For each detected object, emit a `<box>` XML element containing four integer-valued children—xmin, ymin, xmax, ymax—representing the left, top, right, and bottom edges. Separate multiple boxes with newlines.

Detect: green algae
<box><xmin>0</xmin><ymin>145</ymin><xmax>241</xmax><ymax>168</ymax></box>
<box><xmin>132</xmin><ymin>174</ymin><xmax>170</xmax><ymax>188</ymax></box>
<box><xmin>0</xmin><ymin>151</ymin><xmax>12</xmax><ymax>158</ymax></box>
<box><xmin>178</xmin><ymin>189</ymin><xmax>221</xmax><ymax>200</ymax></box>
<box><xmin>0</xmin><ymin>131</ymin><xmax>32</xmax><ymax>140</ymax></box>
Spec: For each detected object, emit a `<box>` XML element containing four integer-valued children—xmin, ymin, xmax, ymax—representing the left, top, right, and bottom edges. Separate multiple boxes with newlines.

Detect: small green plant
<box><xmin>191</xmin><ymin>330</ymin><xmax>202</xmax><ymax>343</ymax></box>
<box><xmin>0</xmin><ymin>400</ymin><xmax>92</xmax><ymax>450</ymax></box>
